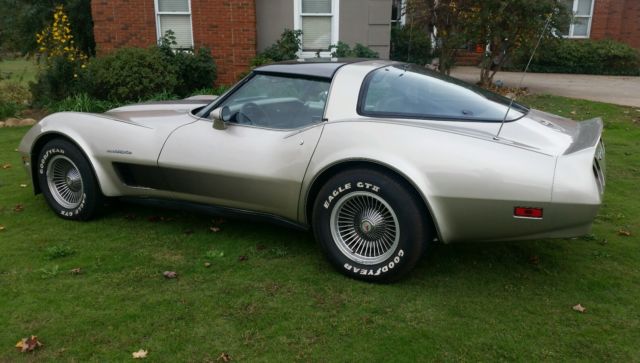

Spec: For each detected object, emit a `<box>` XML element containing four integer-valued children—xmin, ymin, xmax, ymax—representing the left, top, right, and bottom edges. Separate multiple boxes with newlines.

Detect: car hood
<box><xmin>102</xmin><ymin>98</ymin><xmax>215</xmax><ymax>129</ymax></box>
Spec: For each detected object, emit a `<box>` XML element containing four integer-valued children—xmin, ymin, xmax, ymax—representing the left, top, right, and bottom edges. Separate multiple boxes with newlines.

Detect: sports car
<box><xmin>18</xmin><ymin>59</ymin><xmax>605</xmax><ymax>281</ymax></box>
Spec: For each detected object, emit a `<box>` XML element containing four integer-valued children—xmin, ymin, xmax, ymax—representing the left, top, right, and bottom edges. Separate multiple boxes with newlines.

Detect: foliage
<box><xmin>507</xmin><ymin>39</ymin><xmax>640</xmax><ymax>76</ymax></box>
<box><xmin>390</xmin><ymin>25</ymin><xmax>432</xmax><ymax>65</ymax></box>
<box><xmin>48</xmin><ymin>93</ymin><xmax>119</xmax><ymax>113</ymax></box>
<box><xmin>0</xmin><ymin>81</ymin><xmax>30</xmax><ymax>119</ymax></box>
<box><xmin>190</xmin><ymin>85</ymin><xmax>232</xmax><ymax>97</ymax></box>
<box><xmin>0</xmin><ymin>0</ymin><xmax>95</xmax><ymax>55</ymax></box>
<box><xmin>0</xmin><ymin>81</ymin><xmax>31</xmax><ymax>105</ymax></box>
<box><xmin>472</xmin><ymin>0</ymin><xmax>571</xmax><ymax>86</ymax></box>
<box><xmin>86</xmin><ymin>47</ymin><xmax>177</xmax><ymax>102</ymax></box>
<box><xmin>0</xmin><ymin>101</ymin><xmax>23</xmax><ymax>119</ymax></box>
<box><xmin>30</xmin><ymin>5</ymin><xmax>89</xmax><ymax>106</ymax></box>
<box><xmin>30</xmin><ymin>56</ymin><xmax>86</xmax><ymax>106</ymax></box>
<box><xmin>330</xmin><ymin>42</ymin><xmax>379</xmax><ymax>58</ymax></box>
<box><xmin>406</xmin><ymin>0</ymin><xmax>570</xmax><ymax>82</ymax></box>
<box><xmin>251</xmin><ymin>29</ymin><xmax>303</xmax><ymax>67</ymax></box>
<box><xmin>159</xmin><ymin>31</ymin><xmax>218</xmax><ymax>97</ymax></box>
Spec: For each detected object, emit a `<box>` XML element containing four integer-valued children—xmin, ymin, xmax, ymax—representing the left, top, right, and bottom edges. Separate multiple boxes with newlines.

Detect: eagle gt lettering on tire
<box><xmin>312</xmin><ymin>168</ymin><xmax>431</xmax><ymax>281</ymax></box>
<box><xmin>37</xmin><ymin>139</ymin><xmax>103</xmax><ymax>220</ymax></box>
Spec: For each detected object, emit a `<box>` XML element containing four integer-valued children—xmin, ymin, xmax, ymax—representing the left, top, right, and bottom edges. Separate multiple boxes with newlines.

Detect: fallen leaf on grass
<box><xmin>19</xmin><ymin>184</ymin><xmax>27</xmax><ymax>188</ymax></box>
<box><xmin>13</xmin><ymin>204</ymin><xmax>24</xmax><ymax>212</ymax></box>
<box><xmin>256</xmin><ymin>244</ymin><xmax>266</xmax><ymax>251</ymax></box>
<box><xmin>2</xmin><ymin>163</ymin><xmax>11</xmax><ymax>169</ymax></box>
<box><xmin>618</xmin><ymin>229</ymin><xmax>631</xmax><ymax>237</ymax></box>
<box><xmin>572</xmin><ymin>304</ymin><xmax>587</xmax><ymax>313</ymax></box>
<box><xmin>217</xmin><ymin>352</ymin><xmax>231</xmax><ymax>362</ymax></box>
<box><xmin>0</xmin><ymin>225</ymin><xmax>5</xmax><ymax>232</ymax></box>
<box><xmin>163</xmin><ymin>271</ymin><xmax>177</xmax><ymax>279</ymax></box>
<box><xmin>238</xmin><ymin>255</ymin><xmax>248</xmax><ymax>262</ymax></box>
<box><xmin>15</xmin><ymin>336</ymin><xmax>43</xmax><ymax>352</ymax></box>
<box><xmin>204</xmin><ymin>262</ymin><xmax>211</xmax><ymax>268</ymax></box>
<box><xmin>132</xmin><ymin>349</ymin><xmax>148</xmax><ymax>359</ymax></box>
<box><xmin>209</xmin><ymin>226</ymin><xmax>221</xmax><ymax>233</ymax></box>
<box><xmin>529</xmin><ymin>255</ymin><xmax>540</xmax><ymax>265</ymax></box>
<box><xmin>70</xmin><ymin>268</ymin><xmax>82</xmax><ymax>275</ymax></box>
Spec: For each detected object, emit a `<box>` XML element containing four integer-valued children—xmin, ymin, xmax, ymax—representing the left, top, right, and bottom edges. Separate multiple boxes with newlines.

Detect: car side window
<box><xmin>218</xmin><ymin>74</ymin><xmax>330</xmax><ymax>129</ymax></box>
<box><xmin>360</xmin><ymin>65</ymin><xmax>526</xmax><ymax>122</ymax></box>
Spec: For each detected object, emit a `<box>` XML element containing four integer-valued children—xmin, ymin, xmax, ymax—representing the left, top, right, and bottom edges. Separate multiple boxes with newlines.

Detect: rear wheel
<box><xmin>37</xmin><ymin>139</ymin><xmax>103</xmax><ymax>220</ymax></box>
<box><xmin>312</xmin><ymin>168</ymin><xmax>431</xmax><ymax>282</ymax></box>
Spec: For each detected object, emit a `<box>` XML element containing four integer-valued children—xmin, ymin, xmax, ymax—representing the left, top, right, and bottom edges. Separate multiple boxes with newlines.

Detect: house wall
<box><xmin>256</xmin><ymin>0</ymin><xmax>294</xmax><ymax>53</ymax></box>
<box><xmin>91</xmin><ymin>0</ymin><xmax>257</xmax><ymax>85</ymax></box>
<box><xmin>590</xmin><ymin>0</ymin><xmax>640</xmax><ymax>48</ymax></box>
<box><xmin>340</xmin><ymin>0</ymin><xmax>391</xmax><ymax>58</ymax></box>
<box><xmin>255</xmin><ymin>0</ymin><xmax>392</xmax><ymax>58</ymax></box>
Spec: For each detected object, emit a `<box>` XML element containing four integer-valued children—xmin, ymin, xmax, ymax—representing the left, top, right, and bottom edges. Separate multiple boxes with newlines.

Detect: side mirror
<box><xmin>210</xmin><ymin>107</ymin><xmax>228</xmax><ymax>130</ymax></box>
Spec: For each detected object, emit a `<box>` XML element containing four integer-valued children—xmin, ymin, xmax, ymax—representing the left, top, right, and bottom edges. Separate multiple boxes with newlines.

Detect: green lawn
<box><xmin>1</xmin><ymin>95</ymin><xmax>639</xmax><ymax>361</ymax></box>
<box><xmin>0</xmin><ymin>58</ymin><xmax>38</xmax><ymax>86</ymax></box>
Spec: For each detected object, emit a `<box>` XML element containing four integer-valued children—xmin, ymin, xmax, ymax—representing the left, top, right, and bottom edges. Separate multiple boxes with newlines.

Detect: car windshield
<box><xmin>360</xmin><ymin>65</ymin><xmax>528</xmax><ymax>122</ymax></box>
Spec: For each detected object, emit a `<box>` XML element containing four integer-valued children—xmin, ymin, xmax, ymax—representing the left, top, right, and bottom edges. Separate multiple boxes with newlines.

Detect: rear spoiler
<box><xmin>563</xmin><ymin>117</ymin><xmax>603</xmax><ymax>155</ymax></box>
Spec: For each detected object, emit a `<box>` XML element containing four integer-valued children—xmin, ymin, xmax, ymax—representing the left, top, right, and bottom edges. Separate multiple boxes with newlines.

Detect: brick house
<box><xmin>575</xmin><ymin>0</ymin><xmax>640</xmax><ymax>49</ymax></box>
<box><xmin>91</xmin><ymin>0</ymin><xmax>393</xmax><ymax>85</ymax></box>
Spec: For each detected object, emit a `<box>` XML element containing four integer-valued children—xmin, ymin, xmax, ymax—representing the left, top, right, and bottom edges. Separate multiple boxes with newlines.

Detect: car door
<box><xmin>157</xmin><ymin>73</ymin><xmax>330</xmax><ymax>222</ymax></box>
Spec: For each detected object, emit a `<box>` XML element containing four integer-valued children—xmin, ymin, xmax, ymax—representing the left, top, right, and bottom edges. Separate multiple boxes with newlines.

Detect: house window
<box><xmin>294</xmin><ymin>0</ymin><xmax>339</xmax><ymax>57</ymax></box>
<box><xmin>391</xmin><ymin>0</ymin><xmax>406</xmax><ymax>27</ymax></box>
<box><xmin>561</xmin><ymin>0</ymin><xmax>594</xmax><ymax>38</ymax></box>
<box><xmin>155</xmin><ymin>0</ymin><xmax>194</xmax><ymax>49</ymax></box>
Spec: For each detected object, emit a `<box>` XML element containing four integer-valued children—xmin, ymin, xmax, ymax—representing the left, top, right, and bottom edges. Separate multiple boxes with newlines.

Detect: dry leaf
<box><xmin>204</xmin><ymin>262</ymin><xmax>211</xmax><ymax>268</ymax></box>
<box><xmin>19</xmin><ymin>184</ymin><xmax>27</xmax><ymax>188</ymax></box>
<box><xmin>163</xmin><ymin>271</ymin><xmax>177</xmax><ymax>279</ymax></box>
<box><xmin>13</xmin><ymin>204</ymin><xmax>24</xmax><ymax>212</ymax></box>
<box><xmin>238</xmin><ymin>255</ymin><xmax>248</xmax><ymax>262</ymax></box>
<box><xmin>1</xmin><ymin>163</ymin><xmax>11</xmax><ymax>169</ymax></box>
<box><xmin>570</xmin><ymin>110</ymin><xmax>577</xmax><ymax>115</ymax></box>
<box><xmin>132</xmin><ymin>349</ymin><xmax>148</xmax><ymax>359</ymax></box>
<box><xmin>572</xmin><ymin>304</ymin><xmax>587</xmax><ymax>313</ymax></box>
<box><xmin>618</xmin><ymin>229</ymin><xmax>631</xmax><ymax>237</ymax></box>
<box><xmin>15</xmin><ymin>336</ymin><xmax>43</xmax><ymax>352</ymax></box>
<box><xmin>0</xmin><ymin>225</ymin><xmax>5</xmax><ymax>232</ymax></box>
<box><xmin>256</xmin><ymin>244</ymin><xmax>266</xmax><ymax>251</ymax></box>
<box><xmin>209</xmin><ymin>226</ymin><xmax>221</xmax><ymax>233</ymax></box>
<box><xmin>217</xmin><ymin>352</ymin><xmax>231</xmax><ymax>362</ymax></box>
<box><xmin>528</xmin><ymin>255</ymin><xmax>540</xmax><ymax>265</ymax></box>
<box><xmin>70</xmin><ymin>268</ymin><xmax>82</xmax><ymax>275</ymax></box>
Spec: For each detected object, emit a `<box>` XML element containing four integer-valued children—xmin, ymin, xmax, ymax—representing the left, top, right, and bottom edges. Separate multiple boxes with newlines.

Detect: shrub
<box><xmin>0</xmin><ymin>81</ymin><xmax>31</xmax><ymax>118</ymax></box>
<box><xmin>86</xmin><ymin>47</ymin><xmax>177</xmax><ymax>102</ymax></box>
<box><xmin>390</xmin><ymin>25</ymin><xmax>432</xmax><ymax>65</ymax></box>
<box><xmin>0</xmin><ymin>101</ymin><xmax>23</xmax><ymax>119</ymax></box>
<box><xmin>507</xmin><ymin>39</ymin><xmax>640</xmax><ymax>76</ymax></box>
<box><xmin>158</xmin><ymin>31</ymin><xmax>217</xmax><ymax>97</ymax></box>
<box><xmin>49</xmin><ymin>93</ymin><xmax>118</xmax><ymax>113</ymax></box>
<box><xmin>330</xmin><ymin>41</ymin><xmax>379</xmax><ymax>58</ymax></box>
<box><xmin>30</xmin><ymin>5</ymin><xmax>89</xmax><ymax>106</ymax></box>
<box><xmin>261</xmin><ymin>29</ymin><xmax>303</xmax><ymax>62</ymax></box>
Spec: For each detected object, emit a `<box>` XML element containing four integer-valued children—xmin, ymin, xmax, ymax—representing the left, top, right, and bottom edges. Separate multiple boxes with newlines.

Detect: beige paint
<box><xmin>256</xmin><ymin>0</ymin><xmax>392</xmax><ymax>58</ymax></box>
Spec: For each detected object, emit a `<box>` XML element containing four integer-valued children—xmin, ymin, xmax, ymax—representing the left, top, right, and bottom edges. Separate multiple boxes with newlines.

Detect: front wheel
<box><xmin>37</xmin><ymin>139</ymin><xmax>103</xmax><ymax>220</ymax></box>
<box><xmin>312</xmin><ymin>168</ymin><xmax>431</xmax><ymax>282</ymax></box>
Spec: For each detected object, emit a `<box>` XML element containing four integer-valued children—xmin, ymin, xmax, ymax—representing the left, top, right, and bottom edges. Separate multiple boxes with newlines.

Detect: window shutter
<box><xmin>159</xmin><ymin>15</ymin><xmax>193</xmax><ymax>48</ymax></box>
<box><xmin>302</xmin><ymin>17</ymin><xmax>332</xmax><ymax>50</ymax></box>
<box><xmin>158</xmin><ymin>0</ymin><xmax>189</xmax><ymax>12</ymax></box>
<box><xmin>302</xmin><ymin>0</ymin><xmax>331</xmax><ymax>13</ymax></box>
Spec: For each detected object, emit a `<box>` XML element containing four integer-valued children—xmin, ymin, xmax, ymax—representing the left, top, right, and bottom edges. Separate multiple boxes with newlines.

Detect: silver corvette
<box><xmin>18</xmin><ymin>59</ymin><xmax>605</xmax><ymax>281</ymax></box>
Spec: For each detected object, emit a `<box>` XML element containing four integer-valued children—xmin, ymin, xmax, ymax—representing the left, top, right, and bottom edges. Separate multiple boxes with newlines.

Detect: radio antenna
<box><xmin>494</xmin><ymin>13</ymin><xmax>554</xmax><ymax>140</ymax></box>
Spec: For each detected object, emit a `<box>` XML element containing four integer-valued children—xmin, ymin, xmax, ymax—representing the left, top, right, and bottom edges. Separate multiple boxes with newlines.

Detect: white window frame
<box><xmin>563</xmin><ymin>0</ymin><xmax>594</xmax><ymax>39</ymax></box>
<box><xmin>154</xmin><ymin>0</ymin><xmax>195</xmax><ymax>49</ymax></box>
<box><xmin>294</xmin><ymin>0</ymin><xmax>340</xmax><ymax>58</ymax></box>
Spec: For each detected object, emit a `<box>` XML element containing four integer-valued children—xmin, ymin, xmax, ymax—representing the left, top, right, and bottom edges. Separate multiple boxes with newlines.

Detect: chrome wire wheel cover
<box><xmin>46</xmin><ymin>155</ymin><xmax>84</xmax><ymax>209</ymax></box>
<box><xmin>330</xmin><ymin>191</ymin><xmax>400</xmax><ymax>265</ymax></box>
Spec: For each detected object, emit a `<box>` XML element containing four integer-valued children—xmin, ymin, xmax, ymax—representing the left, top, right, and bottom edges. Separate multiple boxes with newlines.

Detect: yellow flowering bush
<box><xmin>31</xmin><ymin>4</ymin><xmax>90</xmax><ymax>105</ymax></box>
<box><xmin>35</xmin><ymin>5</ymin><xmax>88</xmax><ymax>70</ymax></box>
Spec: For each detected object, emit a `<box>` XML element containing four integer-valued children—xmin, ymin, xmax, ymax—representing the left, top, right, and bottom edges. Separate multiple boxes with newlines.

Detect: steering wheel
<box><xmin>237</xmin><ymin>102</ymin><xmax>268</xmax><ymax>126</ymax></box>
